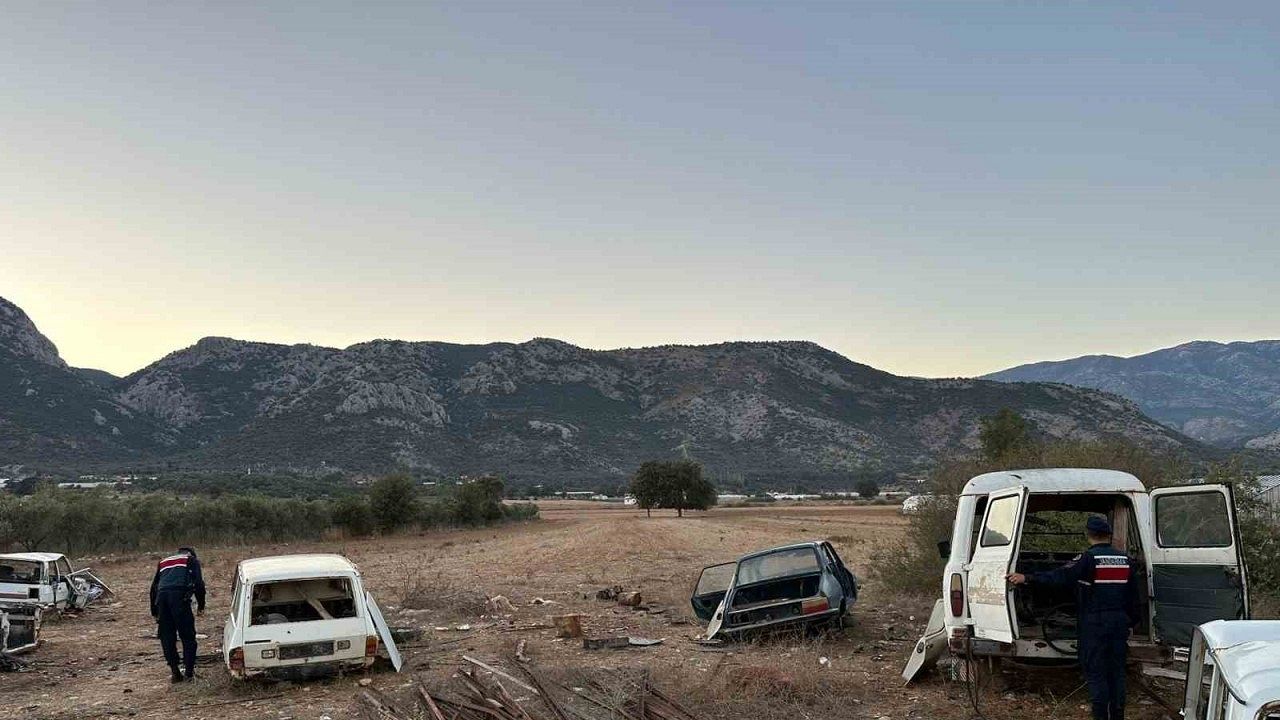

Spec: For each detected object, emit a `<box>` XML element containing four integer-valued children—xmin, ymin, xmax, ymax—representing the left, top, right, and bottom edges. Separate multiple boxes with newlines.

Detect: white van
<box><xmin>1180</xmin><ymin>620</ymin><xmax>1280</xmax><ymax>720</ymax></box>
<box><xmin>222</xmin><ymin>554</ymin><xmax>400</xmax><ymax>679</ymax></box>
<box><xmin>904</xmin><ymin>468</ymin><xmax>1249</xmax><ymax>681</ymax></box>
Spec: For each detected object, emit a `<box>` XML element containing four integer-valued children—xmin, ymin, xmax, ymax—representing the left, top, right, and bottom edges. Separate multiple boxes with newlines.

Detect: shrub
<box><xmin>369</xmin><ymin>473</ymin><xmax>419</xmax><ymax>534</ymax></box>
<box><xmin>332</xmin><ymin>495</ymin><xmax>375</xmax><ymax>537</ymax></box>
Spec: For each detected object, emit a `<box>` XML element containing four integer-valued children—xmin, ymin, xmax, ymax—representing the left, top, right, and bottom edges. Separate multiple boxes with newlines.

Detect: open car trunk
<box><xmin>242</xmin><ymin>577</ymin><xmax>369</xmax><ymax>674</ymax></box>
<box><xmin>726</xmin><ymin>574</ymin><xmax>824</xmax><ymax>628</ymax></box>
<box><xmin>1</xmin><ymin>606</ymin><xmax>41</xmax><ymax>655</ymax></box>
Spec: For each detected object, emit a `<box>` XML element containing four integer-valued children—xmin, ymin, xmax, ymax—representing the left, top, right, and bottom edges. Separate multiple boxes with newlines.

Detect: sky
<box><xmin>2</xmin><ymin>3</ymin><xmax>1277</xmax><ymax>378</ymax></box>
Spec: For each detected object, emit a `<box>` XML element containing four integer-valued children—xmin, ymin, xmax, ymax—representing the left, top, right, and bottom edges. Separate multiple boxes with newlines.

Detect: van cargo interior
<box><xmin>731</xmin><ymin>575</ymin><xmax>822</xmax><ymax>610</ymax></box>
<box><xmin>251</xmin><ymin>578</ymin><xmax>357</xmax><ymax>625</ymax></box>
<box><xmin>971</xmin><ymin>494</ymin><xmax>1150</xmax><ymax>646</ymax></box>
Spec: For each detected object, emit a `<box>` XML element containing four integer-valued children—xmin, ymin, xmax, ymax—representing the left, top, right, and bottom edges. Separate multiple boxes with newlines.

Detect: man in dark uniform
<box><xmin>1007</xmin><ymin>516</ymin><xmax>1139</xmax><ymax>720</ymax></box>
<box><xmin>148</xmin><ymin>546</ymin><xmax>206</xmax><ymax>682</ymax></box>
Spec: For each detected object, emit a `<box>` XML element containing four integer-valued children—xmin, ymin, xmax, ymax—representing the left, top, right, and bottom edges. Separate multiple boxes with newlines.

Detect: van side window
<box><xmin>1157</xmin><ymin>492</ymin><xmax>1232</xmax><ymax>548</ymax></box>
<box><xmin>981</xmin><ymin>496</ymin><xmax>1019</xmax><ymax>547</ymax></box>
<box><xmin>230</xmin><ymin>576</ymin><xmax>242</xmax><ymax>621</ymax></box>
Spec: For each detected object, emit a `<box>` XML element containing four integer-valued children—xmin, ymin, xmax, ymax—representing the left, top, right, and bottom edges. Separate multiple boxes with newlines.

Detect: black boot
<box><xmin>169</xmin><ymin>667</ymin><xmax>183</xmax><ymax>684</ymax></box>
<box><xmin>184</xmin><ymin>667</ymin><xmax>196</xmax><ymax>682</ymax></box>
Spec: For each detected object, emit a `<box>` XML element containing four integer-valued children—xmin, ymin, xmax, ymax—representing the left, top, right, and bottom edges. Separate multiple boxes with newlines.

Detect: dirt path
<box><xmin>0</xmin><ymin>503</ymin><xmax>1175</xmax><ymax>719</ymax></box>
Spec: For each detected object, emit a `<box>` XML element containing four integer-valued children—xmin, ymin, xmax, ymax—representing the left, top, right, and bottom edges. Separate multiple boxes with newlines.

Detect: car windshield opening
<box><xmin>250</xmin><ymin>577</ymin><xmax>357</xmax><ymax>625</ymax></box>
<box><xmin>0</xmin><ymin>560</ymin><xmax>42</xmax><ymax>584</ymax></box>
<box><xmin>735</xmin><ymin>548</ymin><xmax>820</xmax><ymax>585</ymax></box>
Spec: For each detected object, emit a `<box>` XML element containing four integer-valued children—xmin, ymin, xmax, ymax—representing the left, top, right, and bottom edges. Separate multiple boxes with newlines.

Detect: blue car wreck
<box><xmin>690</xmin><ymin>541</ymin><xmax>858</xmax><ymax>639</ymax></box>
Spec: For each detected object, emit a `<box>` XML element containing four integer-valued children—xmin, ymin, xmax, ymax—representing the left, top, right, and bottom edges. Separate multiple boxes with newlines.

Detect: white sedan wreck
<box><xmin>223</xmin><ymin>554</ymin><xmax>401</xmax><ymax>679</ymax></box>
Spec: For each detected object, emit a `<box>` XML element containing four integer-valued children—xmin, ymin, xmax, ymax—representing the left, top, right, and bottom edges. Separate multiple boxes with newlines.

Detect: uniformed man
<box><xmin>148</xmin><ymin>546</ymin><xmax>206</xmax><ymax>682</ymax></box>
<box><xmin>1007</xmin><ymin>516</ymin><xmax>1138</xmax><ymax>720</ymax></box>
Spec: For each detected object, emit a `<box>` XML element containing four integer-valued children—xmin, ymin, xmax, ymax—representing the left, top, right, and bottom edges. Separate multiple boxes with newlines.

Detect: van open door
<box><xmin>1149</xmin><ymin>484</ymin><xmax>1249</xmax><ymax>647</ymax></box>
<box><xmin>966</xmin><ymin>486</ymin><xmax>1028</xmax><ymax>644</ymax></box>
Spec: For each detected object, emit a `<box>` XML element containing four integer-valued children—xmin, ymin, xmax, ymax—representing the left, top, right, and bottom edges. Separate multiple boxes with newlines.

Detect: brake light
<box><xmin>801</xmin><ymin>597</ymin><xmax>830</xmax><ymax>615</ymax></box>
<box><xmin>229</xmin><ymin>647</ymin><xmax>244</xmax><ymax>672</ymax></box>
<box><xmin>949</xmin><ymin>573</ymin><xmax>964</xmax><ymax>617</ymax></box>
<box><xmin>365</xmin><ymin>635</ymin><xmax>379</xmax><ymax>657</ymax></box>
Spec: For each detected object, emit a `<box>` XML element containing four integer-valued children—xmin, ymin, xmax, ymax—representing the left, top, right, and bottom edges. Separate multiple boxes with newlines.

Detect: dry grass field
<box><xmin>1</xmin><ymin>502</ymin><xmax>1181</xmax><ymax>719</ymax></box>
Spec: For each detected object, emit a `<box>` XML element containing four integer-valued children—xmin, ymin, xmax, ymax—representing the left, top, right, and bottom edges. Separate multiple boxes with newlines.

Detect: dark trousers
<box><xmin>1077</xmin><ymin>613</ymin><xmax>1129</xmax><ymax>720</ymax></box>
<box><xmin>156</xmin><ymin>589</ymin><xmax>198</xmax><ymax>676</ymax></box>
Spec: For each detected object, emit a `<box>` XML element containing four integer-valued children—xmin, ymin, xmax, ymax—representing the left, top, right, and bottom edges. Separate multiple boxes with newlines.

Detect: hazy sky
<box><xmin>3</xmin><ymin>3</ymin><xmax>1277</xmax><ymax>378</ymax></box>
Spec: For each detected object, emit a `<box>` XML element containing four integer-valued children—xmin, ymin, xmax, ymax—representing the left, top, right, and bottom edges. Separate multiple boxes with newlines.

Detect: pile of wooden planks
<box><xmin>358</xmin><ymin>657</ymin><xmax>701</xmax><ymax>720</ymax></box>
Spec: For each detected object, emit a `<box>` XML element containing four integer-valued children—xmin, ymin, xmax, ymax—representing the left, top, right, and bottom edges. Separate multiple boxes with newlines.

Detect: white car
<box><xmin>1180</xmin><ymin>620</ymin><xmax>1280</xmax><ymax>720</ymax></box>
<box><xmin>0</xmin><ymin>552</ymin><xmax>103</xmax><ymax>611</ymax></box>
<box><xmin>222</xmin><ymin>554</ymin><xmax>401</xmax><ymax>679</ymax></box>
<box><xmin>904</xmin><ymin>468</ymin><xmax>1249</xmax><ymax>681</ymax></box>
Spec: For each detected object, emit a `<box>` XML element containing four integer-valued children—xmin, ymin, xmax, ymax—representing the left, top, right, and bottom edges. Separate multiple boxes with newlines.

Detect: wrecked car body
<box><xmin>691</xmin><ymin>541</ymin><xmax>857</xmax><ymax>639</ymax></box>
<box><xmin>904</xmin><ymin>468</ymin><xmax>1250</xmax><ymax>682</ymax></box>
<box><xmin>1180</xmin><ymin>620</ymin><xmax>1280</xmax><ymax>720</ymax></box>
<box><xmin>0</xmin><ymin>552</ymin><xmax>112</xmax><ymax>613</ymax></box>
<box><xmin>223</xmin><ymin>553</ymin><xmax>401</xmax><ymax>680</ymax></box>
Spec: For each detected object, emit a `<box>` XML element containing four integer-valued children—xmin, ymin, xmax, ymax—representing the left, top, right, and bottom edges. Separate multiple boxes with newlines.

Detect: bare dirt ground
<box><xmin>2</xmin><ymin>502</ymin><xmax>1181</xmax><ymax>719</ymax></box>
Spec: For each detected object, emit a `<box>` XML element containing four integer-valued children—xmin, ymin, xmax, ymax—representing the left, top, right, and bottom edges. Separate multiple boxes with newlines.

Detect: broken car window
<box><xmin>1157</xmin><ymin>492</ymin><xmax>1232</xmax><ymax>548</ymax></box>
<box><xmin>0</xmin><ymin>560</ymin><xmax>43</xmax><ymax>584</ymax></box>
<box><xmin>735</xmin><ymin>548</ymin><xmax>821</xmax><ymax>585</ymax></box>
<box><xmin>250</xmin><ymin>578</ymin><xmax>358</xmax><ymax>625</ymax></box>
<box><xmin>695</xmin><ymin>563</ymin><xmax>736</xmax><ymax>596</ymax></box>
<box><xmin>981</xmin><ymin>495</ymin><xmax>1019</xmax><ymax>547</ymax></box>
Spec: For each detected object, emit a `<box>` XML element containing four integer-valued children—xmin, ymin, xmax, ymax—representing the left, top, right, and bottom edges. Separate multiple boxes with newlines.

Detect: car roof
<box><xmin>1200</xmin><ymin>621</ymin><xmax>1280</xmax><ymax>709</ymax></box>
<box><xmin>739</xmin><ymin>541</ymin><xmax>821</xmax><ymax>561</ymax></box>
<box><xmin>961</xmin><ymin>468</ymin><xmax>1145</xmax><ymax>496</ymax></box>
<box><xmin>0</xmin><ymin>552</ymin><xmax>65</xmax><ymax>563</ymax></box>
<box><xmin>238</xmin><ymin>554</ymin><xmax>359</xmax><ymax>582</ymax></box>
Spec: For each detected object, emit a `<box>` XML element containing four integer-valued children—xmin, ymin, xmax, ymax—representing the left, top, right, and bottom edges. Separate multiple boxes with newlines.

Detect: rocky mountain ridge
<box><xmin>1</xmin><ymin>296</ymin><xmax>1203</xmax><ymax>479</ymax></box>
<box><xmin>986</xmin><ymin>340</ymin><xmax>1280</xmax><ymax>448</ymax></box>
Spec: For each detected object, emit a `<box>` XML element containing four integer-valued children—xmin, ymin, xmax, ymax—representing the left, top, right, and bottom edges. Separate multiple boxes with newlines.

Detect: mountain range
<box><xmin>1</xmin><ymin>295</ymin><xmax>1205</xmax><ymax>480</ymax></box>
<box><xmin>986</xmin><ymin>341</ymin><xmax>1280</xmax><ymax>450</ymax></box>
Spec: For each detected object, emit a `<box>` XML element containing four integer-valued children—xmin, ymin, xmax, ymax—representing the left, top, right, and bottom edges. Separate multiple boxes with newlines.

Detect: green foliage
<box><xmin>450</xmin><ymin>476</ymin><xmax>506</xmax><ymax>526</ymax></box>
<box><xmin>854</xmin><ymin>477</ymin><xmax>881</xmax><ymax>499</ymax></box>
<box><xmin>332</xmin><ymin>495</ymin><xmax>375</xmax><ymax>537</ymax></box>
<box><xmin>979</xmin><ymin>407</ymin><xmax>1032</xmax><ymax>462</ymax></box>
<box><xmin>1202</xmin><ymin>458</ymin><xmax>1280</xmax><ymax>616</ymax></box>
<box><xmin>369</xmin><ymin>473</ymin><xmax>419</xmax><ymax>533</ymax></box>
<box><xmin>629</xmin><ymin>460</ymin><xmax>716</xmax><ymax>517</ymax></box>
<box><xmin>0</xmin><ymin>476</ymin><xmax>538</xmax><ymax>556</ymax></box>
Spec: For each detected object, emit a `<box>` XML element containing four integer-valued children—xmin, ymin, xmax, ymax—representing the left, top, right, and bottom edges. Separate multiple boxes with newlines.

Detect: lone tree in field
<box><xmin>979</xmin><ymin>407</ymin><xmax>1032</xmax><ymax>462</ymax></box>
<box><xmin>630</xmin><ymin>460</ymin><xmax>717</xmax><ymax>517</ymax></box>
<box><xmin>855</xmin><ymin>477</ymin><xmax>881</xmax><ymax>499</ymax></box>
<box><xmin>369</xmin><ymin>472</ymin><xmax>419</xmax><ymax>533</ymax></box>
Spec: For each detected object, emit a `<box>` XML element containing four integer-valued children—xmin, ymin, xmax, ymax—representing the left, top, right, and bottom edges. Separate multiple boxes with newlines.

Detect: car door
<box><xmin>1149</xmin><ymin>485</ymin><xmax>1249</xmax><ymax>647</ymax></box>
<box><xmin>54</xmin><ymin>558</ymin><xmax>74</xmax><ymax>608</ymax></box>
<box><xmin>966</xmin><ymin>486</ymin><xmax>1029</xmax><ymax>644</ymax></box>
<box><xmin>690</xmin><ymin>562</ymin><xmax>736</xmax><ymax>623</ymax></box>
<box><xmin>820</xmin><ymin>542</ymin><xmax>857</xmax><ymax>604</ymax></box>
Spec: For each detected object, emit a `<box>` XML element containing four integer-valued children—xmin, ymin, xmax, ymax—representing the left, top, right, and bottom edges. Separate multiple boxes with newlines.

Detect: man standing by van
<box><xmin>149</xmin><ymin>547</ymin><xmax>206</xmax><ymax>683</ymax></box>
<box><xmin>1007</xmin><ymin>516</ymin><xmax>1138</xmax><ymax>720</ymax></box>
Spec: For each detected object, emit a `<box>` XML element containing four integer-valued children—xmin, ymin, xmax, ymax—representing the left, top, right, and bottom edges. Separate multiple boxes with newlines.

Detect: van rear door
<box><xmin>966</xmin><ymin>486</ymin><xmax>1028</xmax><ymax>644</ymax></box>
<box><xmin>1149</xmin><ymin>484</ymin><xmax>1249</xmax><ymax>647</ymax></box>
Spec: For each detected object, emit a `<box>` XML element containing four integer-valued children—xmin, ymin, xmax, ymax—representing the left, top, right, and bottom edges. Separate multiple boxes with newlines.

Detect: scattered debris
<box><xmin>595</xmin><ymin>586</ymin><xmax>623</xmax><ymax>601</ymax></box>
<box><xmin>515</xmin><ymin>639</ymin><xmax>530</xmax><ymax>663</ymax></box>
<box><xmin>553</xmin><ymin>614</ymin><xmax>584</xmax><ymax>639</ymax></box>
<box><xmin>584</xmin><ymin>636</ymin><xmax>665</xmax><ymax>650</ymax></box>
<box><xmin>486</xmin><ymin>595</ymin><xmax>517</xmax><ymax>614</ymax></box>
<box><xmin>360</xmin><ymin>660</ymin><xmax>703</xmax><ymax>720</ymax></box>
<box><xmin>618</xmin><ymin>591</ymin><xmax>643</xmax><ymax>607</ymax></box>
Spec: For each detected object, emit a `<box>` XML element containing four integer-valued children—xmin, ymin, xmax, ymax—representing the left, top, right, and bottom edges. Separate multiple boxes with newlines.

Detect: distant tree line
<box><xmin>629</xmin><ymin>460</ymin><xmax>717</xmax><ymax>517</ymax></box>
<box><xmin>0</xmin><ymin>474</ymin><xmax>537</xmax><ymax>556</ymax></box>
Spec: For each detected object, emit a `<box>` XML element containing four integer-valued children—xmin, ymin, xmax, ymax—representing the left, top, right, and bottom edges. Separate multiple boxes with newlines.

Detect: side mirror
<box><xmin>937</xmin><ymin>540</ymin><xmax>951</xmax><ymax>560</ymax></box>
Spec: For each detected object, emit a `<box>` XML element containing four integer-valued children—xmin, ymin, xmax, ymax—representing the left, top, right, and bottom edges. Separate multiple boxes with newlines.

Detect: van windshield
<box><xmin>0</xmin><ymin>560</ymin><xmax>42</xmax><ymax>584</ymax></box>
<box><xmin>250</xmin><ymin>577</ymin><xmax>358</xmax><ymax>625</ymax></box>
